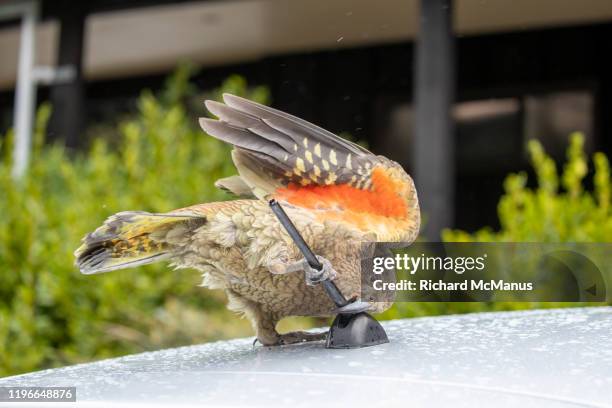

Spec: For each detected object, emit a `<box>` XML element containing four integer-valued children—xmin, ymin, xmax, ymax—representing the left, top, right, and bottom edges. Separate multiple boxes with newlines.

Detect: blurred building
<box><xmin>1</xmin><ymin>0</ymin><xmax>611</xmax><ymax>236</ymax></box>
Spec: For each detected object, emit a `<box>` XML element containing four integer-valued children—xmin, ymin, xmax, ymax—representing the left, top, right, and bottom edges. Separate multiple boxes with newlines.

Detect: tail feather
<box><xmin>75</xmin><ymin>211</ymin><xmax>206</xmax><ymax>274</ymax></box>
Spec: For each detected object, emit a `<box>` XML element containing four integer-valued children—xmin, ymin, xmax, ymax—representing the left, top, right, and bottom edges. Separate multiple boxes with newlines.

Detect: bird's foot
<box><xmin>268</xmin><ymin>256</ymin><xmax>337</xmax><ymax>286</ymax></box>
<box><xmin>276</xmin><ymin>331</ymin><xmax>328</xmax><ymax>345</ymax></box>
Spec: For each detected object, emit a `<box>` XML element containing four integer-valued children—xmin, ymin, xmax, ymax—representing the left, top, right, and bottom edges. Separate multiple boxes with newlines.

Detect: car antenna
<box><xmin>269</xmin><ymin>199</ymin><xmax>389</xmax><ymax>349</ymax></box>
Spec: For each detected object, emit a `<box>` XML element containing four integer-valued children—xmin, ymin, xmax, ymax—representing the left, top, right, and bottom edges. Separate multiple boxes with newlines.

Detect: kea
<box><xmin>75</xmin><ymin>94</ymin><xmax>420</xmax><ymax>346</ymax></box>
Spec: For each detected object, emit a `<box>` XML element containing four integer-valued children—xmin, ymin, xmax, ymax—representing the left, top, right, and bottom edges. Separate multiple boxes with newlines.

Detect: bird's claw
<box><xmin>253</xmin><ymin>331</ymin><xmax>328</xmax><ymax>347</ymax></box>
<box><xmin>303</xmin><ymin>256</ymin><xmax>336</xmax><ymax>286</ymax></box>
<box><xmin>276</xmin><ymin>331</ymin><xmax>328</xmax><ymax>345</ymax></box>
<box><xmin>268</xmin><ymin>256</ymin><xmax>337</xmax><ymax>286</ymax></box>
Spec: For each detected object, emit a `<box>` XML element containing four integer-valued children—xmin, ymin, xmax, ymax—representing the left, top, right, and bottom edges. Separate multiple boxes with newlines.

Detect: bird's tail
<box><xmin>75</xmin><ymin>211</ymin><xmax>206</xmax><ymax>275</ymax></box>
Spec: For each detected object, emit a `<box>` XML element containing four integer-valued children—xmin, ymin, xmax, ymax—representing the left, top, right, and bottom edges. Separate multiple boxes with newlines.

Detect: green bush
<box><xmin>0</xmin><ymin>69</ymin><xmax>271</xmax><ymax>377</ymax></box>
<box><xmin>379</xmin><ymin>133</ymin><xmax>611</xmax><ymax>321</ymax></box>
<box><xmin>443</xmin><ymin>133</ymin><xmax>611</xmax><ymax>242</ymax></box>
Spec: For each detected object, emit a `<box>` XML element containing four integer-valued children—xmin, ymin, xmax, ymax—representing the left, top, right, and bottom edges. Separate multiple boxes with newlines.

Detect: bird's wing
<box><xmin>199</xmin><ymin>94</ymin><xmax>418</xmax><ymax>241</ymax></box>
<box><xmin>200</xmin><ymin>94</ymin><xmax>379</xmax><ymax>196</ymax></box>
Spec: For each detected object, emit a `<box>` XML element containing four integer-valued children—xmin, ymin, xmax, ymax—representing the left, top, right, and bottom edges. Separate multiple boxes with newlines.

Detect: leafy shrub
<box><xmin>443</xmin><ymin>133</ymin><xmax>611</xmax><ymax>242</ymax></box>
<box><xmin>379</xmin><ymin>134</ymin><xmax>610</xmax><ymax>321</ymax></box>
<box><xmin>0</xmin><ymin>69</ymin><xmax>270</xmax><ymax>376</ymax></box>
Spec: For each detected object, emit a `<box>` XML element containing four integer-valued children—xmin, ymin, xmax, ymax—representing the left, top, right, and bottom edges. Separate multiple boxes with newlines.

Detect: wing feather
<box><xmin>200</xmin><ymin>94</ymin><xmax>380</xmax><ymax>198</ymax></box>
<box><xmin>200</xmin><ymin>94</ymin><xmax>419</xmax><ymax>241</ymax></box>
<box><xmin>222</xmin><ymin>93</ymin><xmax>370</xmax><ymax>155</ymax></box>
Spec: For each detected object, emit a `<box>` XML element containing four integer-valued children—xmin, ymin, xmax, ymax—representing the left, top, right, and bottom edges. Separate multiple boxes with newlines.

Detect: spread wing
<box><xmin>199</xmin><ymin>94</ymin><xmax>419</xmax><ymax>241</ymax></box>
<box><xmin>199</xmin><ymin>94</ymin><xmax>382</xmax><ymax>199</ymax></box>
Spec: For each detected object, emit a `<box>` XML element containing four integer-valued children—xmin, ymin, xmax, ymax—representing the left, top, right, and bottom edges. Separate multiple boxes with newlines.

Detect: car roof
<box><xmin>1</xmin><ymin>307</ymin><xmax>611</xmax><ymax>407</ymax></box>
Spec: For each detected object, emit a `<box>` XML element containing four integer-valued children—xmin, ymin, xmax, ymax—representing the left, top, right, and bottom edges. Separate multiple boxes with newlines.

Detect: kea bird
<box><xmin>75</xmin><ymin>94</ymin><xmax>420</xmax><ymax>346</ymax></box>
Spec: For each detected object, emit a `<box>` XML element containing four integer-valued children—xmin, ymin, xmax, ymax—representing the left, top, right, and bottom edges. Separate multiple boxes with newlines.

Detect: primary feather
<box><xmin>200</xmin><ymin>94</ymin><xmax>380</xmax><ymax>193</ymax></box>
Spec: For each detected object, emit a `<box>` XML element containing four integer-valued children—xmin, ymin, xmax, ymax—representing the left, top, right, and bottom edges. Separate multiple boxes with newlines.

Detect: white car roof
<box><xmin>1</xmin><ymin>307</ymin><xmax>611</xmax><ymax>408</ymax></box>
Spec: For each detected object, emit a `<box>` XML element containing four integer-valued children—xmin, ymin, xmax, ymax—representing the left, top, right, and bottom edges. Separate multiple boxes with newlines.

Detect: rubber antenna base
<box><xmin>325</xmin><ymin>312</ymin><xmax>389</xmax><ymax>349</ymax></box>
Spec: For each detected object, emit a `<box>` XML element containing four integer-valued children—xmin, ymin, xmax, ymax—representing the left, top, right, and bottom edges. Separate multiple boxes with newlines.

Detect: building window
<box><xmin>524</xmin><ymin>91</ymin><xmax>594</xmax><ymax>160</ymax></box>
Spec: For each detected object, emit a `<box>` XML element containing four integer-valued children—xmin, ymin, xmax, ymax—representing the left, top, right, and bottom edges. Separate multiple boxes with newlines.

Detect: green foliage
<box><xmin>0</xmin><ymin>71</ymin><xmax>269</xmax><ymax>377</ymax></box>
<box><xmin>379</xmin><ymin>134</ymin><xmax>611</xmax><ymax>321</ymax></box>
<box><xmin>443</xmin><ymin>133</ymin><xmax>612</xmax><ymax>242</ymax></box>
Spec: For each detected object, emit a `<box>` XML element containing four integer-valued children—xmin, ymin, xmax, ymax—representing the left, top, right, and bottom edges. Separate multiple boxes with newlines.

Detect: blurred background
<box><xmin>0</xmin><ymin>0</ymin><xmax>610</xmax><ymax>377</ymax></box>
